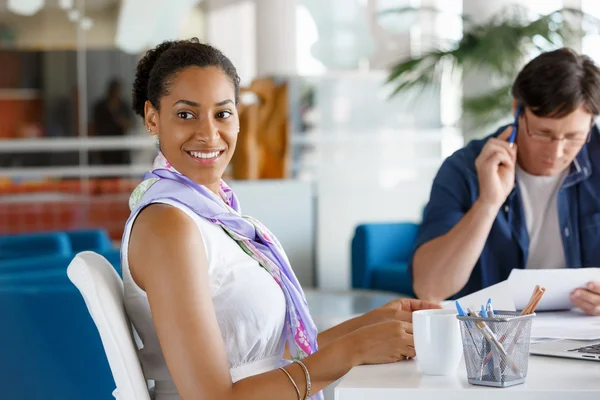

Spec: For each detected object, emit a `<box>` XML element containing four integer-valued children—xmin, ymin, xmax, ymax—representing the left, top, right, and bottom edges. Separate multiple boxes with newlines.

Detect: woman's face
<box><xmin>145</xmin><ymin>66</ymin><xmax>239</xmax><ymax>193</ymax></box>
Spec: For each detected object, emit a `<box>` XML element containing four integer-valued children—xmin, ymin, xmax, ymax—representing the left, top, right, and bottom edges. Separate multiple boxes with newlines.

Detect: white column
<box><xmin>255</xmin><ymin>0</ymin><xmax>297</xmax><ymax>76</ymax></box>
<box><xmin>563</xmin><ymin>0</ymin><xmax>583</xmax><ymax>52</ymax></box>
<box><xmin>204</xmin><ymin>0</ymin><xmax>257</xmax><ymax>85</ymax></box>
<box><xmin>461</xmin><ymin>0</ymin><xmax>521</xmax><ymax>141</ymax></box>
<box><xmin>419</xmin><ymin>0</ymin><xmax>438</xmax><ymax>53</ymax></box>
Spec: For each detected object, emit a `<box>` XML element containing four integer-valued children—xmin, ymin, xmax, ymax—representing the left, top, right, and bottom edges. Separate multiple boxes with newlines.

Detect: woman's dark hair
<box><xmin>132</xmin><ymin>37</ymin><xmax>240</xmax><ymax>118</ymax></box>
<box><xmin>512</xmin><ymin>48</ymin><xmax>600</xmax><ymax>118</ymax></box>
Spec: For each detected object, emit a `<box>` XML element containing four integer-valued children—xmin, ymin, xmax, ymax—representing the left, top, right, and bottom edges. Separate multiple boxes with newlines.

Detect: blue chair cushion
<box><xmin>0</xmin><ymin>254</ymin><xmax>72</xmax><ymax>274</ymax></box>
<box><xmin>370</xmin><ymin>263</ymin><xmax>414</xmax><ymax>297</ymax></box>
<box><xmin>0</xmin><ymin>251</ymin><xmax>121</xmax><ymax>277</ymax></box>
<box><xmin>65</xmin><ymin>229</ymin><xmax>114</xmax><ymax>253</ymax></box>
<box><xmin>0</xmin><ymin>232</ymin><xmax>72</xmax><ymax>260</ymax></box>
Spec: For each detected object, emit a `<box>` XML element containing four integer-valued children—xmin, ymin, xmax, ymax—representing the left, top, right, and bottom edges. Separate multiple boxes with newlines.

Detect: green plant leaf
<box><xmin>463</xmin><ymin>84</ymin><xmax>515</xmax><ymax>127</ymax></box>
<box><xmin>383</xmin><ymin>5</ymin><xmax>600</xmax><ymax>126</ymax></box>
<box><xmin>378</xmin><ymin>6</ymin><xmax>473</xmax><ymax>24</ymax></box>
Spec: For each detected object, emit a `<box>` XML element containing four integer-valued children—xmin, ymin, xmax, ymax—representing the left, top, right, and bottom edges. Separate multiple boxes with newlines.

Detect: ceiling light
<box><xmin>59</xmin><ymin>0</ymin><xmax>73</xmax><ymax>9</ymax></box>
<box><xmin>68</xmin><ymin>9</ymin><xmax>81</xmax><ymax>21</ymax></box>
<box><xmin>80</xmin><ymin>17</ymin><xmax>93</xmax><ymax>31</ymax></box>
<box><xmin>7</xmin><ymin>0</ymin><xmax>44</xmax><ymax>16</ymax></box>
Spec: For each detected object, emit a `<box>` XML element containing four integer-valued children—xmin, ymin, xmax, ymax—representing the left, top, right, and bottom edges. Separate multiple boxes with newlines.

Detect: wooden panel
<box><xmin>0</xmin><ymin>98</ymin><xmax>43</xmax><ymax>139</ymax></box>
<box><xmin>0</xmin><ymin>51</ymin><xmax>22</xmax><ymax>88</ymax></box>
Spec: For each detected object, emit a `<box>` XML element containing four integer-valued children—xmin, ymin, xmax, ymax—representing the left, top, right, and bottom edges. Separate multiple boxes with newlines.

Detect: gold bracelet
<box><xmin>279</xmin><ymin>367</ymin><xmax>301</xmax><ymax>400</ymax></box>
<box><xmin>293</xmin><ymin>360</ymin><xmax>311</xmax><ymax>399</ymax></box>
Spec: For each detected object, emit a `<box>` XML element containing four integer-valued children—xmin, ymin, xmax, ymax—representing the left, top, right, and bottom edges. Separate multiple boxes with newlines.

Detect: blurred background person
<box><xmin>90</xmin><ymin>77</ymin><xmax>132</xmax><ymax>165</ymax></box>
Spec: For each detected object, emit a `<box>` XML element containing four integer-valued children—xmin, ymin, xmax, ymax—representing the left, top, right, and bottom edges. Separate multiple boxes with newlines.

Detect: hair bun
<box><xmin>132</xmin><ymin>40</ymin><xmax>178</xmax><ymax>117</ymax></box>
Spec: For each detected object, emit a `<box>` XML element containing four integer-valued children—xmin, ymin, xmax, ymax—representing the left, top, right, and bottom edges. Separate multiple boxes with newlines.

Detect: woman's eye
<box><xmin>216</xmin><ymin>111</ymin><xmax>232</xmax><ymax>119</ymax></box>
<box><xmin>177</xmin><ymin>111</ymin><xmax>194</xmax><ymax>119</ymax></box>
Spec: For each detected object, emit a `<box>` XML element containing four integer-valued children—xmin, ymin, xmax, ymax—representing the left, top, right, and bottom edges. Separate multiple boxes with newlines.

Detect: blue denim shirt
<box><xmin>409</xmin><ymin>125</ymin><xmax>600</xmax><ymax>299</ymax></box>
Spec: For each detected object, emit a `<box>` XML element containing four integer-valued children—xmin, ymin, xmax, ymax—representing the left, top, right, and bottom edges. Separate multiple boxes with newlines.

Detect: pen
<box><xmin>455</xmin><ymin>300</ymin><xmax>467</xmax><ymax>317</ymax></box>
<box><xmin>468</xmin><ymin>308</ymin><xmax>522</xmax><ymax>377</ymax></box>
<box><xmin>481</xmin><ymin>287</ymin><xmax>545</xmax><ymax>369</ymax></box>
<box><xmin>473</xmin><ymin>308</ymin><xmax>500</xmax><ymax>378</ymax></box>
<box><xmin>486</xmin><ymin>298</ymin><xmax>494</xmax><ymax>316</ymax></box>
<box><xmin>508</xmin><ymin>105</ymin><xmax>522</xmax><ymax>148</ymax></box>
<box><xmin>456</xmin><ymin>301</ymin><xmax>482</xmax><ymax>357</ymax></box>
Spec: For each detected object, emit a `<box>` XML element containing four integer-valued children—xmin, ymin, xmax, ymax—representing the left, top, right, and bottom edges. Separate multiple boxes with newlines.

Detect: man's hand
<box><xmin>475</xmin><ymin>126</ymin><xmax>518</xmax><ymax>209</ymax></box>
<box><xmin>570</xmin><ymin>281</ymin><xmax>600</xmax><ymax>316</ymax></box>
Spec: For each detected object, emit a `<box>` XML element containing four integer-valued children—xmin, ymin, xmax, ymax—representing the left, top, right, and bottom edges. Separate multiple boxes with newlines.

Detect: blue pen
<box><xmin>508</xmin><ymin>105</ymin><xmax>522</xmax><ymax>147</ymax></box>
<box><xmin>456</xmin><ymin>301</ymin><xmax>481</xmax><ymax>357</ymax></box>
<box><xmin>455</xmin><ymin>300</ymin><xmax>467</xmax><ymax>317</ymax></box>
<box><xmin>456</xmin><ymin>300</ymin><xmax>474</xmax><ymax>327</ymax></box>
<box><xmin>481</xmin><ymin>305</ymin><xmax>488</xmax><ymax>318</ymax></box>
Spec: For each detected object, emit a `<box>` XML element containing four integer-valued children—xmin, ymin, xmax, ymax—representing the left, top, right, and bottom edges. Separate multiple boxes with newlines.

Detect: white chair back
<box><xmin>67</xmin><ymin>251</ymin><xmax>151</xmax><ymax>400</ymax></box>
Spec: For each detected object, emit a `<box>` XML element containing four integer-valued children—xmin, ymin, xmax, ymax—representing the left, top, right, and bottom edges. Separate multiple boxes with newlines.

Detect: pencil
<box><xmin>482</xmin><ymin>286</ymin><xmax>545</xmax><ymax>367</ymax></box>
<box><xmin>505</xmin><ymin>287</ymin><xmax>546</xmax><ymax>355</ymax></box>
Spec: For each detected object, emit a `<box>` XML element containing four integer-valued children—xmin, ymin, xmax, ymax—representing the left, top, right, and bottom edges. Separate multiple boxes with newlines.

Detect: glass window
<box><xmin>0</xmin><ymin>0</ymin><xmax>203</xmax><ymax>239</ymax></box>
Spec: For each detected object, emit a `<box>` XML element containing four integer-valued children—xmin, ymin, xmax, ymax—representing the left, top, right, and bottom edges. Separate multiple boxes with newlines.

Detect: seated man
<box><xmin>410</xmin><ymin>48</ymin><xmax>600</xmax><ymax>315</ymax></box>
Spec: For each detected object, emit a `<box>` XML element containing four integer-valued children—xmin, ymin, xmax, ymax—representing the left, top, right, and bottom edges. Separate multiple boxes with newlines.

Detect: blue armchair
<box><xmin>351</xmin><ymin>222</ymin><xmax>419</xmax><ymax>296</ymax></box>
<box><xmin>0</xmin><ymin>285</ymin><xmax>116</xmax><ymax>400</ymax></box>
<box><xmin>0</xmin><ymin>251</ymin><xmax>123</xmax><ymax>400</ymax></box>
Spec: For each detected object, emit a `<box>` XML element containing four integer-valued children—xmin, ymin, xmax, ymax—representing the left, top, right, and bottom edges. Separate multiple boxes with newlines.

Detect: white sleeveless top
<box><xmin>121</xmin><ymin>199</ymin><xmax>287</xmax><ymax>400</ymax></box>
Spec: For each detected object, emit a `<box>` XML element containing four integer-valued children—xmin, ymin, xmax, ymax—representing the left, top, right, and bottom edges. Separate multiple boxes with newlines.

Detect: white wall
<box><xmin>317</xmin><ymin>184</ymin><xmax>433</xmax><ymax>290</ymax></box>
<box><xmin>292</xmin><ymin>68</ymin><xmax>460</xmax><ymax>290</ymax></box>
<box><xmin>228</xmin><ymin>179</ymin><xmax>316</xmax><ymax>287</ymax></box>
<box><xmin>314</xmin><ymin>127</ymin><xmax>462</xmax><ymax>290</ymax></box>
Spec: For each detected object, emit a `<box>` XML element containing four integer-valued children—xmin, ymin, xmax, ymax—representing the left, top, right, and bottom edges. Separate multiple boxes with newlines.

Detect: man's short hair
<box><xmin>511</xmin><ymin>48</ymin><xmax>600</xmax><ymax>117</ymax></box>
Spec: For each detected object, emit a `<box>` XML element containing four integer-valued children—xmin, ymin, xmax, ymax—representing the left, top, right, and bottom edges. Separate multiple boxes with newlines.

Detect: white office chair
<box><xmin>67</xmin><ymin>251</ymin><xmax>151</xmax><ymax>400</ymax></box>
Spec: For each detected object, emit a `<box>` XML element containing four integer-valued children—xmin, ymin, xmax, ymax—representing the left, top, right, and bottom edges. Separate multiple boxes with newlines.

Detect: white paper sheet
<box><xmin>531</xmin><ymin>310</ymin><xmax>600</xmax><ymax>340</ymax></box>
<box><xmin>445</xmin><ymin>281</ymin><xmax>516</xmax><ymax>312</ymax></box>
<box><xmin>508</xmin><ymin>268</ymin><xmax>600</xmax><ymax>311</ymax></box>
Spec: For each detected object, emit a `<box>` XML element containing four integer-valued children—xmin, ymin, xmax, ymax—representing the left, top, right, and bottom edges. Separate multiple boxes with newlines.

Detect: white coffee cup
<box><xmin>413</xmin><ymin>308</ymin><xmax>463</xmax><ymax>376</ymax></box>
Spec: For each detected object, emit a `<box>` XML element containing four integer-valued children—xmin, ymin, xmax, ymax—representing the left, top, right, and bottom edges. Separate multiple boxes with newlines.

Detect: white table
<box><xmin>335</xmin><ymin>355</ymin><xmax>600</xmax><ymax>400</ymax></box>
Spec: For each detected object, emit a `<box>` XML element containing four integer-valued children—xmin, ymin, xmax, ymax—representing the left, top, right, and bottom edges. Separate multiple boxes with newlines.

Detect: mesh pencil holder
<box><xmin>456</xmin><ymin>311</ymin><xmax>536</xmax><ymax>388</ymax></box>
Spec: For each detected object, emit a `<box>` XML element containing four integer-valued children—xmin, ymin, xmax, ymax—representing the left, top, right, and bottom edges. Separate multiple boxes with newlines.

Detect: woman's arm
<box><xmin>130</xmin><ymin>205</ymin><xmax>394</xmax><ymax>400</ymax></box>
<box><xmin>315</xmin><ymin>298</ymin><xmax>442</xmax><ymax>349</ymax></box>
<box><xmin>317</xmin><ymin>315</ymin><xmax>372</xmax><ymax>349</ymax></box>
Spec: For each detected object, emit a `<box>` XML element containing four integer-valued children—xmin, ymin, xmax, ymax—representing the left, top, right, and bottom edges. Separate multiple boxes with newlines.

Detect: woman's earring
<box><xmin>147</xmin><ymin>127</ymin><xmax>160</xmax><ymax>148</ymax></box>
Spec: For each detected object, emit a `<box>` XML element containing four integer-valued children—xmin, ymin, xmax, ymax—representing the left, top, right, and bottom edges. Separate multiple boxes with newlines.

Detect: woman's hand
<box><xmin>314</xmin><ymin>298</ymin><xmax>441</xmax><ymax>353</ymax></box>
<box><xmin>342</xmin><ymin>320</ymin><xmax>417</xmax><ymax>364</ymax></box>
<box><xmin>364</xmin><ymin>298</ymin><xmax>442</xmax><ymax>325</ymax></box>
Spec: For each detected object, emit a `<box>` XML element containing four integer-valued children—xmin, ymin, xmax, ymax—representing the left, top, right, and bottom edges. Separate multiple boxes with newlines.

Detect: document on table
<box><xmin>447</xmin><ymin>286</ymin><xmax>600</xmax><ymax>340</ymax></box>
<box><xmin>443</xmin><ymin>281</ymin><xmax>516</xmax><ymax>311</ymax></box>
<box><xmin>508</xmin><ymin>268</ymin><xmax>600</xmax><ymax>311</ymax></box>
<box><xmin>441</xmin><ymin>269</ymin><xmax>600</xmax><ymax>341</ymax></box>
<box><xmin>531</xmin><ymin>310</ymin><xmax>600</xmax><ymax>340</ymax></box>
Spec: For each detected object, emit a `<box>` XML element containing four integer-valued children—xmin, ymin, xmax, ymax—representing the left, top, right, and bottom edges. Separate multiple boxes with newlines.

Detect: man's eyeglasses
<box><xmin>522</xmin><ymin>112</ymin><xmax>590</xmax><ymax>148</ymax></box>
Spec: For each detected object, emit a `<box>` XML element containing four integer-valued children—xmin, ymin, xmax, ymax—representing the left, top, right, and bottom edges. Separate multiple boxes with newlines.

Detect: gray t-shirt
<box><xmin>516</xmin><ymin>164</ymin><xmax>568</xmax><ymax>269</ymax></box>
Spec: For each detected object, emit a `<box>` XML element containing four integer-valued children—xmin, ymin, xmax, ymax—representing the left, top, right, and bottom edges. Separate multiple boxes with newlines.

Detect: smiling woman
<box><xmin>121</xmin><ymin>37</ymin><xmax>440</xmax><ymax>400</ymax></box>
<box><xmin>132</xmin><ymin>40</ymin><xmax>240</xmax><ymax>194</ymax></box>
